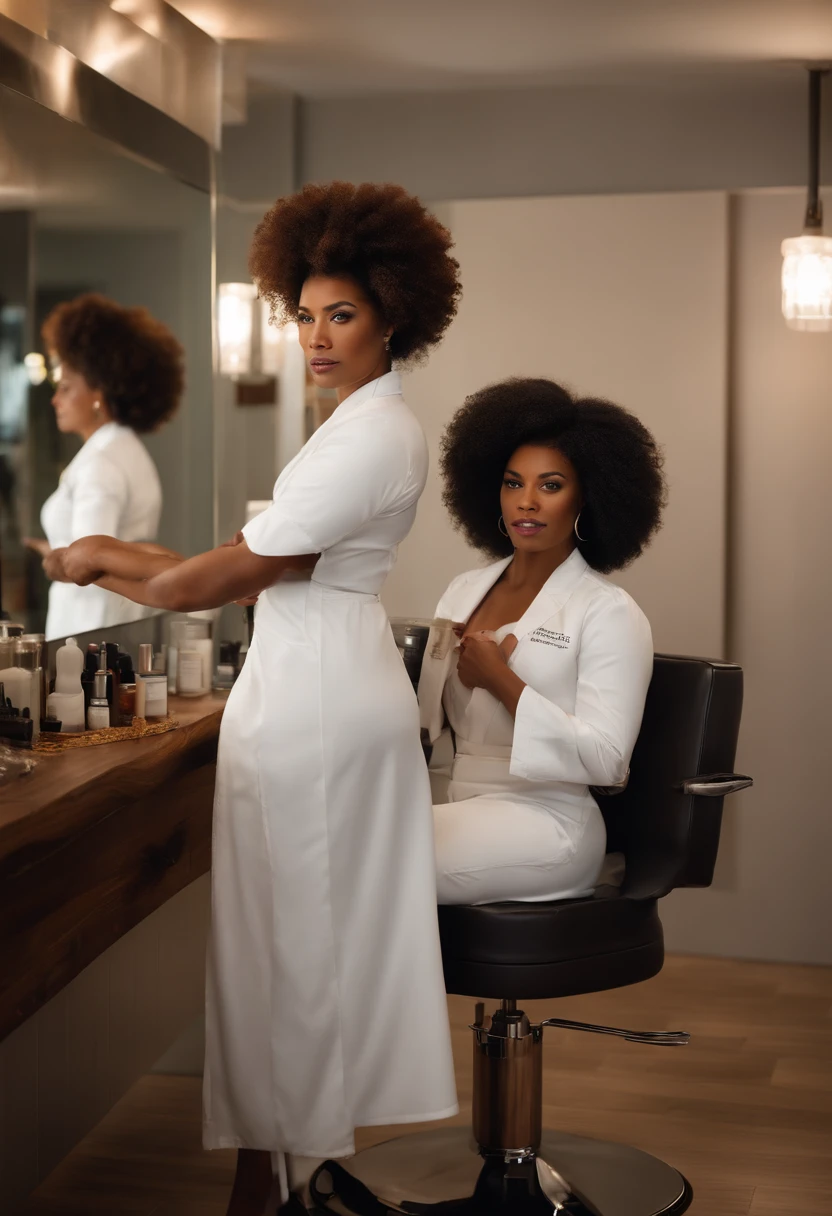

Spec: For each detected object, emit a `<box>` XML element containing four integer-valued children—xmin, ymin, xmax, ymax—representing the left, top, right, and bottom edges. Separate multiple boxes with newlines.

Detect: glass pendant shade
<box><xmin>781</xmin><ymin>234</ymin><xmax>832</xmax><ymax>331</ymax></box>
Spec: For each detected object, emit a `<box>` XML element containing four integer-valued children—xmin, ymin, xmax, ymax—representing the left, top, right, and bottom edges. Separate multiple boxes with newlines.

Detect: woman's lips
<box><xmin>310</xmin><ymin>359</ymin><xmax>339</xmax><ymax>372</ymax></box>
<box><xmin>511</xmin><ymin>520</ymin><xmax>546</xmax><ymax>535</ymax></box>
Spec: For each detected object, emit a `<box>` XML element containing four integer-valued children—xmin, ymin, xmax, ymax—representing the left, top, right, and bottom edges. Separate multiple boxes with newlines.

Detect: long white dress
<box><xmin>203</xmin><ymin>371</ymin><xmax>458</xmax><ymax>1158</ymax></box>
<box><xmin>41</xmin><ymin>422</ymin><xmax>162</xmax><ymax>638</ymax></box>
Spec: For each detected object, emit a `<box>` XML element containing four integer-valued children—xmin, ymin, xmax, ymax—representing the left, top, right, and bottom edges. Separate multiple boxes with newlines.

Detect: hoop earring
<box><xmin>574</xmin><ymin>512</ymin><xmax>587</xmax><ymax>542</ymax></box>
<box><xmin>498</xmin><ymin>516</ymin><xmax>510</xmax><ymax>538</ymax></box>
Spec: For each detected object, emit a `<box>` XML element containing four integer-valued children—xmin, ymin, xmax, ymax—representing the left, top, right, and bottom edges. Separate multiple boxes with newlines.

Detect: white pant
<box><xmin>433</xmin><ymin>794</ymin><xmax>607</xmax><ymax>906</ymax></box>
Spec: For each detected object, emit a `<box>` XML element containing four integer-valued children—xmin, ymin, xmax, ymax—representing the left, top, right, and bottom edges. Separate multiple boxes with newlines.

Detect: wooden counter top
<box><xmin>0</xmin><ymin>695</ymin><xmax>226</xmax><ymax>1043</ymax></box>
<box><xmin>0</xmin><ymin>694</ymin><xmax>226</xmax><ymax>879</ymax></box>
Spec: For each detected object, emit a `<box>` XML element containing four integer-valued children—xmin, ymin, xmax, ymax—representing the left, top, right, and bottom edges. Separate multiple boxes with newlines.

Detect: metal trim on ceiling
<box><xmin>0</xmin><ymin>12</ymin><xmax>211</xmax><ymax>194</ymax></box>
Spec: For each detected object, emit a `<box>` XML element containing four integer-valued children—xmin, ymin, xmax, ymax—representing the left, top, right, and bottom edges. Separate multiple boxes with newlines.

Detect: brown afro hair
<box><xmin>42</xmin><ymin>293</ymin><xmax>184</xmax><ymax>434</ymax></box>
<box><xmin>248</xmin><ymin>181</ymin><xmax>461</xmax><ymax>362</ymax></box>
<box><xmin>441</xmin><ymin>378</ymin><xmax>666</xmax><ymax>574</ymax></box>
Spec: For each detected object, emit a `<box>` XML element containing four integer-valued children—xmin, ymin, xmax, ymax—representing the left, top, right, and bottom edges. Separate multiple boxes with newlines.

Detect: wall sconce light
<box><xmin>23</xmin><ymin>353</ymin><xmax>48</xmax><ymax>386</ymax></box>
<box><xmin>260</xmin><ymin>305</ymin><xmax>284</xmax><ymax>376</ymax></box>
<box><xmin>781</xmin><ymin>68</ymin><xmax>832</xmax><ymax>332</ymax></box>
<box><xmin>218</xmin><ymin>282</ymin><xmax>257</xmax><ymax>376</ymax></box>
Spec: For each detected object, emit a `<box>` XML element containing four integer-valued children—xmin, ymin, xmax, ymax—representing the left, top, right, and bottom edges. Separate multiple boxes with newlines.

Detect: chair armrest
<box><xmin>679</xmin><ymin>773</ymin><xmax>753</xmax><ymax>797</ymax></box>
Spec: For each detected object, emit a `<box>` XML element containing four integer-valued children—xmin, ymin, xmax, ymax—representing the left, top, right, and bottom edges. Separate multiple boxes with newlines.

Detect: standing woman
<box><xmin>26</xmin><ymin>293</ymin><xmax>184</xmax><ymax>638</ymax></box>
<box><xmin>61</xmin><ymin>183</ymin><xmax>462</xmax><ymax>1214</ymax></box>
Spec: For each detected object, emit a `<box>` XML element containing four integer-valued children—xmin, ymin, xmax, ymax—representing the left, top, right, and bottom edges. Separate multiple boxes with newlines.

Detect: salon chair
<box><xmin>311</xmin><ymin>649</ymin><xmax>752</xmax><ymax>1216</ymax></box>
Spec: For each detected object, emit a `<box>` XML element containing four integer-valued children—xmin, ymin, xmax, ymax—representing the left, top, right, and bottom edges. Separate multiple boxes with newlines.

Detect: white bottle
<box><xmin>45</xmin><ymin>637</ymin><xmax>86</xmax><ymax>733</ymax></box>
<box><xmin>176</xmin><ymin>622</ymin><xmax>213</xmax><ymax>697</ymax></box>
<box><xmin>135</xmin><ymin>644</ymin><xmax>168</xmax><ymax>721</ymax></box>
<box><xmin>0</xmin><ymin>664</ymin><xmax>32</xmax><ymax>716</ymax></box>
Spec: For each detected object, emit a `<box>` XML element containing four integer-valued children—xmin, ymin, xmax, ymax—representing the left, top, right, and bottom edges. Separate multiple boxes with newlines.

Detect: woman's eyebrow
<box><xmin>504</xmin><ymin>468</ymin><xmax>567</xmax><ymax>479</ymax></box>
<box><xmin>298</xmin><ymin>300</ymin><xmax>356</xmax><ymax>313</ymax></box>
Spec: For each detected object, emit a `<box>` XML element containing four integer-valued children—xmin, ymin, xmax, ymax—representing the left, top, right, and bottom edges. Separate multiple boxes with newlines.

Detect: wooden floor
<box><xmin>21</xmin><ymin>955</ymin><xmax>832</xmax><ymax>1215</ymax></box>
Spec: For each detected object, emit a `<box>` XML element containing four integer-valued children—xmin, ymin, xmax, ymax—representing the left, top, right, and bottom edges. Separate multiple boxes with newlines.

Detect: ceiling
<box><xmin>167</xmin><ymin>0</ymin><xmax>832</xmax><ymax>98</ymax></box>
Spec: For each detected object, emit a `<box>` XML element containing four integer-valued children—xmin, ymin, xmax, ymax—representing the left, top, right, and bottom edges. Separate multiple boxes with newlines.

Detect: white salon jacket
<box><xmin>41</xmin><ymin>422</ymin><xmax>162</xmax><ymax>638</ymax></box>
<box><xmin>419</xmin><ymin>548</ymin><xmax>654</xmax><ymax>798</ymax></box>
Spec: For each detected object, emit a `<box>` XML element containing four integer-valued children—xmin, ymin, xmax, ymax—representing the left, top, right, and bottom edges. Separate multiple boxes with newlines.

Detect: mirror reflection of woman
<box><xmin>25</xmin><ymin>293</ymin><xmax>184</xmax><ymax>638</ymax></box>
<box><xmin>61</xmin><ymin>183</ymin><xmax>462</xmax><ymax>1215</ymax></box>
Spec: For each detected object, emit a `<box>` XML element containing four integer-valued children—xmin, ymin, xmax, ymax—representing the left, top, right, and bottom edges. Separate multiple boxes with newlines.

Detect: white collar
<box><xmin>450</xmin><ymin>547</ymin><xmax>589</xmax><ymax>642</ymax></box>
<box><xmin>82</xmin><ymin>421</ymin><xmax>124</xmax><ymax>452</ymax></box>
<box><xmin>334</xmin><ymin>370</ymin><xmax>402</xmax><ymax>418</ymax></box>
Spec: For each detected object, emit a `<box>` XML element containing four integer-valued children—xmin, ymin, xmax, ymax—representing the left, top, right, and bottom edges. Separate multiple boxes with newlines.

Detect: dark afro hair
<box><xmin>42</xmin><ymin>293</ymin><xmax>184</xmax><ymax>434</ymax></box>
<box><xmin>248</xmin><ymin>181</ymin><xmax>461</xmax><ymax>362</ymax></box>
<box><xmin>441</xmin><ymin>378</ymin><xmax>666</xmax><ymax>574</ymax></box>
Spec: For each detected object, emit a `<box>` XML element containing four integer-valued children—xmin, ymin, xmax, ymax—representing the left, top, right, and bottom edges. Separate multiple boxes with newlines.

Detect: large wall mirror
<box><xmin>0</xmin><ymin>78</ymin><xmax>213</xmax><ymax>639</ymax></box>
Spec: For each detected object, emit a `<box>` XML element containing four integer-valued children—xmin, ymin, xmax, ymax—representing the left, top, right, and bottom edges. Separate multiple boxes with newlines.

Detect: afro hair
<box><xmin>42</xmin><ymin>293</ymin><xmax>184</xmax><ymax>434</ymax></box>
<box><xmin>440</xmin><ymin>377</ymin><xmax>666</xmax><ymax>573</ymax></box>
<box><xmin>248</xmin><ymin>181</ymin><xmax>461</xmax><ymax>362</ymax></box>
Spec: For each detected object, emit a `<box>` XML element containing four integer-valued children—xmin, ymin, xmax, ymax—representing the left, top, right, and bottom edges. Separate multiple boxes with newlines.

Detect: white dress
<box><xmin>40</xmin><ymin>422</ymin><xmax>162</xmax><ymax>638</ymax></box>
<box><xmin>420</xmin><ymin>551</ymin><xmax>654</xmax><ymax>906</ymax></box>
<box><xmin>203</xmin><ymin>372</ymin><xmax>458</xmax><ymax>1158</ymax></box>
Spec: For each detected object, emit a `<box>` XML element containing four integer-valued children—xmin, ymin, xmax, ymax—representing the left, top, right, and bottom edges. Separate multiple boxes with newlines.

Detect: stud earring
<box><xmin>574</xmin><ymin>512</ymin><xmax>587</xmax><ymax>542</ymax></box>
<box><xmin>384</xmin><ymin>336</ymin><xmax>391</xmax><ymax>352</ymax></box>
<box><xmin>498</xmin><ymin>516</ymin><xmax>510</xmax><ymax>538</ymax></box>
<box><xmin>93</xmin><ymin>400</ymin><xmax>101</xmax><ymax>413</ymax></box>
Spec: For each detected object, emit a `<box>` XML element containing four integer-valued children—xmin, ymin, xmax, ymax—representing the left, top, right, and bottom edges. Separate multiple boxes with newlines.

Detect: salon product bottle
<box><xmin>19</xmin><ymin>635</ymin><xmax>46</xmax><ymax>732</ymax></box>
<box><xmin>176</xmin><ymin>621</ymin><xmax>213</xmax><ymax>697</ymax></box>
<box><xmin>0</xmin><ymin>656</ymin><xmax>31</xmax><ymax>717</ymax></box>
<box><xmin>135</xmin><ymin>644</ymin><xmax>168</xmax><ymax>721</ymax></box>
<box><xmin>116</xmin><ymin>651</ymin><xmax>136</xmax><ymax>720</ymax></box>
<box><xmin>87</xmin><ymin>661</ymin><xmax>111</xmax><ymax>731</ymax></box>
<box><xmin>14</xmin><ymin>638</ymin><xmax>43</xmax><ymax>739</ymax></box>
<box><xmin>0</xmin><ymin>683</ymin><xmax>34</xmax><ymax>747</ymax></box>
<box><xmin>45</xmin><ymin>637</ymin><xmax>85</xmax><ymax>732</ymax></box>
<box><xmin>81</xmin><ymin>643</ymin><xmax>99</xmax><ymax>709</ymax></box>
<box><xmin>104</xmin><ymin>642</ymin><xmax>122</xmax><ymax>726</ymax></box>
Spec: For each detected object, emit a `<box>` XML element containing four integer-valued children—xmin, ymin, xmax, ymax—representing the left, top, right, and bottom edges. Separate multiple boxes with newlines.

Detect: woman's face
<box><xmin>51</xmin><ymin>364</ymin><xmax>106</xmax><ymax>437</ymax></box>
<box><xmin>500</xmin><ymin>444</ymin><xmax>583</xmax><ymax>556</ymax></box>
<box><xmin>297</xmin><ymin>275</ymin><xmax>391</xmax><ymax>401</ymax></box>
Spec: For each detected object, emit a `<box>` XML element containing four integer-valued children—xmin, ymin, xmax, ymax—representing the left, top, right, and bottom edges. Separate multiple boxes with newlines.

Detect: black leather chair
<box><xmin>312</xmin><ymin>653</ymin><xmax>752</xmax><ymax>1216</ymax></box>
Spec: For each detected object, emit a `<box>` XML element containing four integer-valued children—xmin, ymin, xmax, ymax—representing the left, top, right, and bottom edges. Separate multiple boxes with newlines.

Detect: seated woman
<box><xmin>419</xmin><ymin>377</ymin><xmax>666</xmax><ymax>905</ymax></box>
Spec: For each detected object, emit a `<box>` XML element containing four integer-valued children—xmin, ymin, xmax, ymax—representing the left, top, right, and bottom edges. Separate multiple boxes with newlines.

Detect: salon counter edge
<box><xmin>0</xmin><ymin>692</ymin><xmax>227</xmax><ymax>1044</ymax></box>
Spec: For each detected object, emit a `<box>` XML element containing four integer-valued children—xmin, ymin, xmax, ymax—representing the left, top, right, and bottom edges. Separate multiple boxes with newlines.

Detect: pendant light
<box><xmin>781</xmin><ymin>68</ymin><xmax>832</xmax><ymax>331</ymax></box>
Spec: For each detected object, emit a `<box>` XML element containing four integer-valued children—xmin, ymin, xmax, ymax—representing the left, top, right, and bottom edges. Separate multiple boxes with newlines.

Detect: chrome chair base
<box><xmin>310</xmin><ymin>1127</ymin><xmax>692</xmax><ymax>1216</ymax></box>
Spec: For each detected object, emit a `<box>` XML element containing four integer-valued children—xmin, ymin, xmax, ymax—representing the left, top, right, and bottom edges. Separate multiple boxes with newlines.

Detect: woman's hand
<box><xmin>456</xmin><ymin>631</ymin><xmax>509</xmax><ymax>692</ymax></box>
<box><xmin>23</xmin><ymin>537</ymin><xmax>51</xmax><ymax>560</ymax></box>
<box><xmin>24</xmin><ymin>537</ymin><xmax>74</xmax><ymax>583</ymax></box>
<box><xmin>456</xmin><ymin>630</ymin><xmax>525</xmax><ymax>717</ymax></box>
<box><xmin>62</xmin><ymin>536</ymin><xmax>106</xmax><ymax>586</ymax></box>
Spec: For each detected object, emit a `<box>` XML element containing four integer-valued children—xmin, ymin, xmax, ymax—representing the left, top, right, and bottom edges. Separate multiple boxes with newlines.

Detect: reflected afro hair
<box><xmin>42</xmin><ymin>293</ymin><xmax>184</xmax><ymax>434</ymax></box>
<box><xmin>441</xmin><ymin>378</ymin><xmax>666</xmax><ymax>573</ymax></box>
<box><xmin>248</xmin><ymin>181</ymin><xmax>461</xmax><ymax>362</ymax></box>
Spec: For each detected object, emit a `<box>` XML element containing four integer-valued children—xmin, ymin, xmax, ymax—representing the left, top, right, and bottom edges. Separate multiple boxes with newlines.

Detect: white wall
<box><xmin>659</xmin><ymin>189</ymin><xmax>832</xmax><ymax>965</ymax></box>
<box><xmin>384</xmin><ymin>191</ymin><xmax>729</xmax><ymax>663</ymax></box>
<box><xmin>300</xmin><ymin>75</ymin><xmax>832</xmax><ymax>202</ymax></box>
<box><xmin>385</xmin><ymin>187</ymin><xmax>832</xmax><ymax>966</ymax></box>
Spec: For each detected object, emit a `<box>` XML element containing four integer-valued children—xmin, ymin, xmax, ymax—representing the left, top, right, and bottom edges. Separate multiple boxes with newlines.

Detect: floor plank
<box><xmin>20</xmin><ymin>954</ymin><xmax>832</xmax><ymax>1214</ymax></box>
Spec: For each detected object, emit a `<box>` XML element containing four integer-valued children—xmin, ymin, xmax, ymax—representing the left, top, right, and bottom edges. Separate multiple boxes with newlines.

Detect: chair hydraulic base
<box><xmin>310</xmin><ymin>1002</ymin><xmax>692</xmax><ymax>1216</ymax></box>
<box><xmin>309</xmin><ymin>1128</ymin><xmax>692</xmax><ymax>1216</ymax></box>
